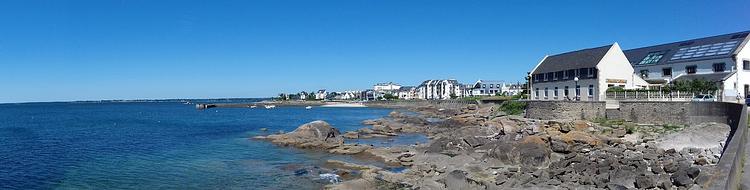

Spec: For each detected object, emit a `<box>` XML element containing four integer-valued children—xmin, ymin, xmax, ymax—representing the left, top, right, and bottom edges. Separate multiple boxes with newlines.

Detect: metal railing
<box><xmin>605</xmin><ymin>91</ymin><xmax>718</xmax><ymax>102</ymax></box>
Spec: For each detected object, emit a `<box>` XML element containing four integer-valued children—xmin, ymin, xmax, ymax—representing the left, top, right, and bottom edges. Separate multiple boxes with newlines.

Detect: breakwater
<box><xmin>196</xmin><ymin>101</ymin><xmax>326</xmax><ymax>109</ymax></box>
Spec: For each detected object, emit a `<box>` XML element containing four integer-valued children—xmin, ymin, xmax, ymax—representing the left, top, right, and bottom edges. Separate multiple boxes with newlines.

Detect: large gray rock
<box><xmin>671</xmin><ymin>171</ymin><xmax>694</xmax><ymax>187</ymax></box>
<box><xmin>253</xmin><ymin>120</ymin><xmax>344</xmax><ymax>149</ymax></box>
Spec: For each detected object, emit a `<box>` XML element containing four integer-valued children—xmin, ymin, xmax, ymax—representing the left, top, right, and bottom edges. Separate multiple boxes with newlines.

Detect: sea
<box><xmin>0</xmin><ymin>101</ymin><xmax>427</xmax><ymax>190</ymax></box>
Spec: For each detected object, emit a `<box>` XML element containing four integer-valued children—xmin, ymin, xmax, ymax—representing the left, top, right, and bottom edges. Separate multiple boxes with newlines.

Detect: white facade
<box><xmin>416</xmin><ymin>79</ymin><xmax>465</xmax><ymax>100</ymax></box>
<box><xmin>625</xmin><ymin>31</ymin><xmax>750</xmax><ymax>102</ymax></box>
<box><xmin>470</xmin><ymin>80</ymin><xmax>505</xmax><ymax>96</ymax></box>
<box><xmin>373</xmin><ymin>82</ymin><xmax>401</xmax><ymax>92</ymax></box>
<box><xmin>529</xmin><ymin>43</ymin><xmax>647</xmax><ymax>101</ymax></box>
<box><xmin>315</xmin><ymin>90</ymin><xmax>327</xmax><ymax>100</ymax></box>
<box><xmin>397</xmin><ymin>87</ymin><xmax>417</xmax><ymax>100</ymax></box>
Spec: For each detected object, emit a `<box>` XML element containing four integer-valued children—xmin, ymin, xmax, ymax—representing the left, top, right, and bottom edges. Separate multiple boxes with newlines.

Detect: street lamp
<box><xmin>574</xmin><ymin>77</ymin><xmax>580</xmax><ymax>101</ymax></box>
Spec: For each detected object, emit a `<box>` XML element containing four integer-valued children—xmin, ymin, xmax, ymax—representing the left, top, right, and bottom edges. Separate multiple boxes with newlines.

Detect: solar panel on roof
<box><xmin>670</xmin><ymin>40</ymin><xmax>740</xmax><ymax>61</ymax></box>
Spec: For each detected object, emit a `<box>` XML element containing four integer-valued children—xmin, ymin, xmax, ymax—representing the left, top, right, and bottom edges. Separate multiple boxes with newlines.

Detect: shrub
<box><xmin>500</xmin><ymin>101</ymin><xmax>527</xmax><ymax>115</ymax></box>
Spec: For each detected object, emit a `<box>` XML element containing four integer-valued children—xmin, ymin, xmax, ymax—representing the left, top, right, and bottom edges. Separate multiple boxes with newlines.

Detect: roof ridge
<box><xmin>549</xmin><ymin>44</ymin><xmax>613</xmax><ymax>57</ymax></box>
<box><xmin>625</xmin><ymin>30</ymin><xmax>750</xmax><ymax>51</ymax></box>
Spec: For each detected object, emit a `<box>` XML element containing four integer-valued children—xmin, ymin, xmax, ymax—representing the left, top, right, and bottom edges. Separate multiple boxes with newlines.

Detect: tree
<box><xmin>277</xmin><ymin>93</ymin><xmax>287</xmax><ymax>101</ymax></box>
<box><xmin>449</xmin><ymin>93</ymin><xmax>458</xmax><ymax>99</ymax></box>
<box><xmin>383</xmin><ymin>93</ymin><xmax>398</xmax><ymax>100</ymax></box>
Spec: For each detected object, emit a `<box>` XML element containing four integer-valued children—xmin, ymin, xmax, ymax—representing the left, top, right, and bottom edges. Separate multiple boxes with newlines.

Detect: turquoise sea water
<box><xmin>0</xmin><ymin>102</ymin><xmax>423</xmax><ymax>190</ymax></box>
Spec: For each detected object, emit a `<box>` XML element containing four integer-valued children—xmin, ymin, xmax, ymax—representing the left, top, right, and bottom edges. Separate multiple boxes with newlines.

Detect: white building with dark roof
<box><xmin>529</xmin><ymin>43</ymin><xmax>648</xmax><ymax>101</ymax></box>
<box><xmin>416</xmin><ymin>79</ymin><xmax>465</xmax><ymax>100</ymax></box>
<box><xmin>624</xmin><ymin>31</ymin><xmax>750</xmax><ymax>102</ymax></box>
<box><xmin>470</xmin><ymin>80</ymin><xmax>505</xmax><ymax>96</ymax></box>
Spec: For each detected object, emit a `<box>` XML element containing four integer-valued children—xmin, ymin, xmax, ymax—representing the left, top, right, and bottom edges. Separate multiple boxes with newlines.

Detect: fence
<box><xmin>605</xmin><ymin>91</ymin><xmax>719</xmax><ymax>102</ymax></box>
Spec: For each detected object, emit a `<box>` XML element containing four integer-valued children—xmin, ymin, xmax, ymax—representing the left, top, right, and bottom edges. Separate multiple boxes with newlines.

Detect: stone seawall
<box><xmin>524</xmin><ymin>101</ymin><xmax>605</xmax><ymax>120</ymax></box>
<box><xmin>610</xmin><ymin>101</ymin><xmax>733</xmax><ymax>126</ymax></box>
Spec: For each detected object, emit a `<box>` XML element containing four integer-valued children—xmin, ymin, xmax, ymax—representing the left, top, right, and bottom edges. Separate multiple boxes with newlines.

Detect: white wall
<box><xmin>635</xmin><ymin>57</ymin><xmax>735</xmax><ymax>80</ymax></box>
<box><xmin>597</xmin><ymin>43</ymin><xmax>642</xmax><ymax>96</ymax></box>
<box><xmin>734</xmin><ymin>40</ymin><xmax>750</xmax><ymax>102</ymax></box>
<box><xmin>530</xmin><ymin>79</ymin><xmax>599</xmax><ymax>101</ymax></box>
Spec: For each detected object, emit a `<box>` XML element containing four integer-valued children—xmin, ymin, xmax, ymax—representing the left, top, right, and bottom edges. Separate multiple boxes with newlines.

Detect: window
<box><xmin>489</xmin><ymin>84</ymin><xmax>493</xmax><ymax>88</ymax></box>
<box><xmin>575</xmin><ymin>85</ymin><xmax>580</xmax><ymax>97</ymax></box>
<box><xmin>544</xmin><ymin>88</ymin><xmax>548</xmax><ymax>98</ymax></box>
<box><xmin>638</xmin><ymin>51</ymin><xmax>665</xmax><ymax>65</ymax></box>
<box><xmin>588</xmin><ymin>68</ymin><xmax>596</xmax><ymax>77</ymax></box>
<box><xmin>744</xmin><ymin>60</ymin><xmax>749</xmax><ymax>71</ymax></box>
<box><xmin>579</xmin><ymin>68</ymin><xmax>588</xmax><ymax>78</ymax></box>
<box><xmin>713</xmin><ymin>63</ymin><xmax>726</xmax><ymax>72</ymax></box>
<box><xmin>686</xmin><ymin>65</ymin><xmax>697</xmax><ymax>74</ymax></box>
<box><xmin>546</xmin><ymin>73</ymin><xmax>553</xmax><ymax>81</ymax></box>
<box><xmin>662</xmin><ymin>67</ymin><xmax>672</xmax><ymax>77</ymax></box>
<box><xmin>554</xmin><ymin>87</ymin><xmax>558</xmax><ymax>97</ymax></box>
<box><xmin>588</xmin><ymin>85</ymin><xmax>594</xmax><ymax>97</ymax></box>
<box><xmin>564</xmin><ymin>86</ymin><xmax>569</xmax><ymax>96</ymax></box>
<box><xmin>555</xmin><ymin>71</ymin><xmax>563</xmax><ymax>81</ymax></box>
<box><xmin>566</xmin><ymin>70</ymin><xmax>576</xmax><ymax>79</ymax></box>
<box><xmin>535</xmin><ymin>88</ymin><xmax>539</xmax><ymax>98</ymax></box>
<box><xmin>671</xmin><ymin>41</ymin><xmax>740</xmax><ymax>61</ymax></box>
<box><xmin>639</xmin><ymin>70</ymin><xmax>649</xmax><ymax>78</ymax></box>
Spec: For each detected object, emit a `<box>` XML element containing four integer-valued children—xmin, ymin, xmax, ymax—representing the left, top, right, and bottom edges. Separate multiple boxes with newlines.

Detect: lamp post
<box><xmin>573</xmin><ymin>77</ymin><xmax>581</xmax><ymax>101</ymax></box>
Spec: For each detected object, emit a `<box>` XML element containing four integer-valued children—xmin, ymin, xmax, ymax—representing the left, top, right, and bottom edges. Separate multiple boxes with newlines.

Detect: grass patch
<box><xmin>499</xmin><ymin>101</ymin><xmax>527</xmax><ymax>115</ymax></box>
<box><xmin>592</xmin><ymin>118</ymin><xmax>625</xmax><ymax>128</ymax></box>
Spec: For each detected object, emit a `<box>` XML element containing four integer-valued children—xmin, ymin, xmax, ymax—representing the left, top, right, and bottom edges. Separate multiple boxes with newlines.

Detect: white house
<box><xmin>470</xmin><ymin>80</ymin><xmax>505</xmax><ymax>96</ymax></box>
<box><xmin>503</xmin><ymin>83</ymin><xmax>523</xmax><ymax>96</ymax></box>
<box><xmin>529</xmin><ymin>43</ymin><xmax>648</xmax><ymax>101</ymax></box>
<box><xmin>315</xmin><ymin>89</ymin><xmax>327</xmax><ymax>100</ymax></box>
<box><xmin>624</xmin><ymin>31</ymin><xmax>750</xmax><ymax>102</ymax></box>
<box><xmin>396</xmin><ymin>86</ymin><xmax>417</xmax><ymax>100</ymax></box>
<box><xmin>416</xmin><ymin>79</ymin><xmax>465</xmax><ymax>100</ymax></box>
<box><xmin>373</xmin><ymin>82</ymin><xmax>401</xmax><ymax>92</ymax></box>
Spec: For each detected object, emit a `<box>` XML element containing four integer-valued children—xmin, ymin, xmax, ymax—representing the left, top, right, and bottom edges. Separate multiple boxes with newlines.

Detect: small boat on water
<box><xmin>264</xmin><ymin>105</ymin><xmax>276</xmax><ymax>109</ymax></box>
<box><xmin>305</xmin><ymin>106</ymin><xmax>312</xmax><ymax>109</ymax></box>
<box><xmin>250</xmin><ymin>105</ymin><xmax>257</xmax><ymax>108</ymax></box>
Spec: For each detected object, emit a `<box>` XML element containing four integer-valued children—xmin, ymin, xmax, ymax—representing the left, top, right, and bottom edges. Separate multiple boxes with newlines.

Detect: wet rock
<box><xmin>328</xmin><ymin>144</ymin><xmax>372</xmax><ymax>155</ymax></box>
<box><xmin>342</xmin><ymin>131</ymin><xmax>359</xmax><ymax>139</ymax></box>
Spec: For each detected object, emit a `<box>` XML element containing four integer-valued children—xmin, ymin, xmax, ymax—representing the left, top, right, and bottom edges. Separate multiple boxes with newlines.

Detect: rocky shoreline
<box><xmin>252</xmin><ymin>104</ymin><xmax>729</xmax><ymax>190</ymax></box>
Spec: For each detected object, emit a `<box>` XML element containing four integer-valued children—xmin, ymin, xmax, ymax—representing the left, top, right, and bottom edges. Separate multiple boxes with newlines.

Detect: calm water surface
<box><xmin>0</xmin><ymin>102</ymin><xmax>423</xmax><ymax>190</ymax></box>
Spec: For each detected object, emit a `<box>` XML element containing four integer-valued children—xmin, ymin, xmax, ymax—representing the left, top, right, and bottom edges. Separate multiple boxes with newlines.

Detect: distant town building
<box><xmin>373</xmin><ymin>82</ymin><xmax>402</xmax><ymax>92</ymax></box>
<box><xmin>299</xmin><ymin>91</ymin><xmax>309</xmax><ymax>100</ymax></box>
<box><xmin>315</xmin><ymin>89</ymin><xmax>327</xmax><ymax>100</ymax></box>
<box><xmin>396</xmin><ymin>86</ymin><xmax>417</xmax><ymax>100</ymax></box>
<box><xmin>416</xmin><ymin>79</ymin><xmax>465</xmax><ymax>100</ymax></box>
<box><xmin>529</xmin><ymin>43</ymin><xmax>648</xmax><ymax>101</ymax></box>
<box><xmin>624</xmin><ymin>31</ymin><xmax>750</xmax><ymax>102</ymax></box>
<box><xmin>503</xmin><ymin>83</ymin><xmax>524</xmax><ymax>96</ymax></box>
<box><xmin>335</xmin><ymin>90</ymin><xmax>361</xmax><ymax>100</ymax></box>
<box><xmin>470</xmin><ymin>80</ymin><xmax>505</xmax><ymax>96</ymax></box>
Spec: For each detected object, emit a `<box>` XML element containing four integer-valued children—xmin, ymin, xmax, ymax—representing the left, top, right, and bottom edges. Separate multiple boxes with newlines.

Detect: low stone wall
<box><xmin>609</xmin><ymin>101</ymin><xmax>733</xmax><ymax>126</ymax></box>
<box><xmin>525</xmin><ymin>101</ymin><xmax>749</xmax><ymax>188</ymax></box>
<box><xmin>364</xmin><ymin>100</ymin><xmax>476</xmax><ymax>110</ymax></box>
<box><xmin>524</xmin><ymin>101</ymin><xmax>605</xmax><ymax>120</ymax></box>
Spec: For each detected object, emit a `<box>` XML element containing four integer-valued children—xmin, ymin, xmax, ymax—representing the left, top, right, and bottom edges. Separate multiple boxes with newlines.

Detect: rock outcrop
<box><xmin>253</xmin><ymin>120</ymin><xmax>344</xmax><ymax>149</ymax></box>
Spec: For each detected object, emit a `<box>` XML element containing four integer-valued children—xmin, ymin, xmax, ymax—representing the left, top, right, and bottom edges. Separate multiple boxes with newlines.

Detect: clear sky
<box><xmin>1</xmin><ymin>0</ymin><xmax>749</xmax><ymax>103</ymax></box>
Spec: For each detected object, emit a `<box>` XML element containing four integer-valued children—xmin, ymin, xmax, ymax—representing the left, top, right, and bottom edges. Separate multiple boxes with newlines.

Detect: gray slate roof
<box><xmin>673</xmin><ymin>71</ymin><xmax>736</xmax><ymax>83</ymax></box>
<box><xmin>532</xmin><ymin>45</ymin><xmax>612</xmax><ymax>74</ymax></box>
<box><xmin>624</xmin><ymin>31</ymin><xmax>750</xmax><ymax>67</ymax></box>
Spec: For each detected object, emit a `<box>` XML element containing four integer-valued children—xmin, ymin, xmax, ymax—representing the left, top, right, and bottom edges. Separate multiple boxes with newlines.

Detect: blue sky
<box><xmin>1</xmin><ymin>0</ymin><xmax>749</xmax><ymax>103</ymax></box>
